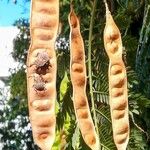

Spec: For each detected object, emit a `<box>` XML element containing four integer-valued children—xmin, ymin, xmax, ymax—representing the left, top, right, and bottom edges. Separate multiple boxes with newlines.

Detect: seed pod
<box><xmin>68</xmin><ymin>6</ymin><xmax>99</xmax><ymax>150</ymax></box>
<box><xmin>103</xmin><ymin>1</ymin><xmax>129</xmax><ymax>150</ymax></box>
<box><xmin>26</xmin><ymin>0</ymin><xmax>59</xmax><ymax>149</ymax></box>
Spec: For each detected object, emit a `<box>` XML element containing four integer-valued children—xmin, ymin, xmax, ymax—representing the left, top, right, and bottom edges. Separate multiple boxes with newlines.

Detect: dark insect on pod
<box><xmin>35</xmin><ymin>51</ymin><xmax>50</xmax><ymax>67</ymax></box>
<box><xmin>31</xmin><ymin>51</ymin><xmax>52</xmax><ymax>75</ymax></box>
<box><xmin>33</xmin><ymin>75</ymin><xmax>46</xmax><ymax>92</ymax></box>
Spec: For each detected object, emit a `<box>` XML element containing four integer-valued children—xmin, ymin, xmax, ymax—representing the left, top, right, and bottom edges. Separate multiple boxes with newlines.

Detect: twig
<box><xmin>135</xmin><ymin>4</ymin><xmax>150</xmax><ymax>70</ymax></box>
<box><xmin>88</xmin><ymin>0</ymin><xmax>100</xmax><ymax>148</ymax></box>
<box><xmin>100</xmin><ymin>143</ymin><xmax>111</xmax><ymax>150</ymax></box>
<box><xmin>95</xmin><ymin>109</ymin><xmax>111</xmax><ymax>123</ymax></box>
<box><xmin>130</xmin><ymin>112</ymin><xmax>149</xmax><ymax>140</ymax></box>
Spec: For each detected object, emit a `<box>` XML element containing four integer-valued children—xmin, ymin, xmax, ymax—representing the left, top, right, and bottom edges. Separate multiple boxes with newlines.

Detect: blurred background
<box><xmin>0</xmin><ymin>0</ymin><xmax>150</xmax><ymax>150</ymax></box>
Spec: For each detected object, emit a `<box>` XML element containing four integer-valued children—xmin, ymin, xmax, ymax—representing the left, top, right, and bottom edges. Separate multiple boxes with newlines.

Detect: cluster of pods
<box><xmin>26</xmin><ymin>0</ymin><xmax>129</xmax><ymax>150</ymax></box>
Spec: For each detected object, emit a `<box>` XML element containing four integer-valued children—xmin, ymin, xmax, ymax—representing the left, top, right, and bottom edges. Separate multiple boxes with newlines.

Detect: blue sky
<box><xmin>0</xmin><ymin>1</ymin><xmax>30</xmax><ymax>78</ymax></box>
<box><xmin>0</xmin><ymin>0</ymin><xmax>30</xmax><ymax>26</ymax></box>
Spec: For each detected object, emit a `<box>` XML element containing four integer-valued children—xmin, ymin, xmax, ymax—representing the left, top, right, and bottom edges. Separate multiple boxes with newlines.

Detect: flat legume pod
<box><xmin>103</xmin><ymin>2</ymin><xmax>129</xmax><ymax>150</ymax></box>
<box><xmin>68</xmin><ymin>6</ymin><xmax>99</xmax><ymax>150</ymax></box>
<box><xmin>26</xmin><ymin>0</ymin><xmax>59</xmax><ymax>149</ymax></box>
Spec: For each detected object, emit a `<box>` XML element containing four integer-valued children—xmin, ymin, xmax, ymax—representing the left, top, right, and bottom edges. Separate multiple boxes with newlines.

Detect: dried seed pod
<box><xmin>69</xmin><ymin>6</ymin><xmax>99</xmax><ymax>150</ymax></box>
<box><xmin>26</xmin><ymin>0</ymin><xmax>59</xmax><ymax>149</ymax></box>
<box><xmin>103</xmin><ymin>1</ymin><xmax>129</xmax><ymax>150</ymax></box>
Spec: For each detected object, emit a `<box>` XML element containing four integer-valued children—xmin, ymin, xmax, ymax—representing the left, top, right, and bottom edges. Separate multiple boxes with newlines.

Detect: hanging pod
<box><xmin>68</xmin><ymin>5</ymin><xmax>100</xmax><ymax>150</ymax></box>
<box><xmin>103</xmin><ymin>1</ymin><xmax>130</xmax><ymax>150</ymax></box>
<box><xmin>26</xmin><ymin>0</ymin><xmax>59</xmax><ymax>149</ymax></box>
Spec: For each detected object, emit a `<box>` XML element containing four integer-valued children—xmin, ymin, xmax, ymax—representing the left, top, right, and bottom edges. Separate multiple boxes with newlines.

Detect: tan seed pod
<box><xmin>68</xmin><ymin>6</ymin><xmax>99</xmax><ymax>150</ymax></box>
<box><xmin>103</xmin><ymin>1</ymin><xmax>130</xmax><ymax>150</ymax></box>
<box><xmin>26</xmin><ymin>0</ymin><xmax>59</xmax><ymax>149</ymax></box>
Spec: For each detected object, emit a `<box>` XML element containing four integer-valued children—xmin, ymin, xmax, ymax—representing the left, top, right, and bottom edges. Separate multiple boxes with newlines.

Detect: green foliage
<box><xmin>0</xmin><ymin>90</ymin><xmax>37</xmax><ymax>150</ymax></box>
<box><xmin>12</xmin><ymin>19</ymin><xmax>30</xmax><ymax>64</ymax></box>
<box><xmin>71</xmin><ymin>125</ymin><xmax>80</xmax><ymax>149</ymax></box>
<box><xmin>59</xmin><ymin>72</ymin><xmax>69</xmax><ymax>101</ymax></box>
<box><xmin>9</xmin><ymin>69</ymin><xmax>27</xmax><ymax>100</ymax></box>
<box><xmin>128</xmin><ymin>127</ymin><xmax>148</xmax><ymax>150</ymax></box>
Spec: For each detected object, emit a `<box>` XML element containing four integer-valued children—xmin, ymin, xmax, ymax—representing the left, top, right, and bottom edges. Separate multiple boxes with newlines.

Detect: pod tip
<box><xmin>103</xmin><ymin>0</ymin><xmax>111</xmax><ymax>15</ymax></box>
